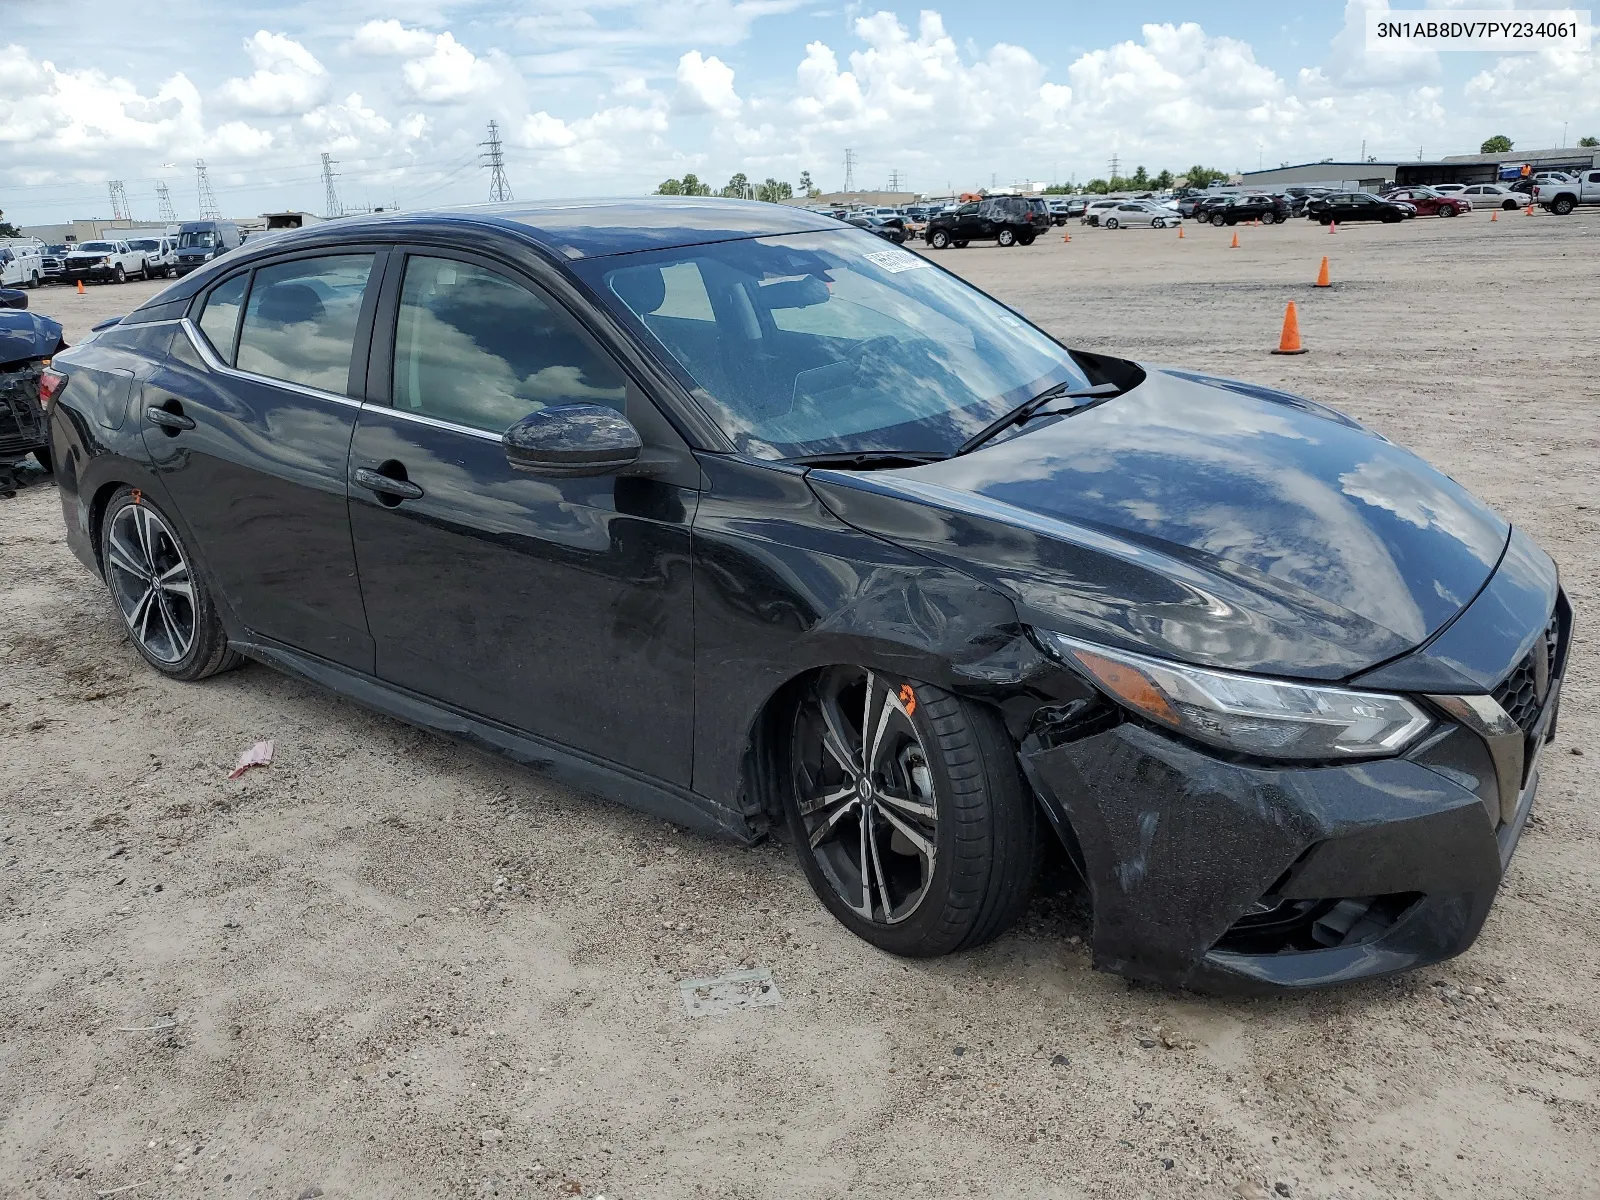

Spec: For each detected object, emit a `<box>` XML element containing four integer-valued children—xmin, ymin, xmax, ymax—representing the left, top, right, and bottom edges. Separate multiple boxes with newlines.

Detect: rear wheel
<box><xmin>1018</xmin><ymin>235</ymin><xmax>1035</xmax><ymax>246</ymax></box>
<box><xmin>100</xmin><ymin>487</ymin><xmax>242</xmax><ymax>681</ymax></box>
<box><xmin>953</xmin><ymin>240</ymin><xmax>969</xmax><ymax>248</ymax></box>
<box><xmin>997</xmin><ymin>228</ymin><xmax>1017</xmax><ymax>247</ymax></box>
<box><xmin>1551</xmin><ymin>196</ymin><xmax>1574</xmax><ymax>215</ymax></box>
<box><xmin>784</xmin><ymin>668</ymin><xmax>1038</xmax><ymax>957</ymax></box>
<box><xmin>929</xmin><ymin>230</ymin><xmax>950</xmax><ymax>249</ymax></box>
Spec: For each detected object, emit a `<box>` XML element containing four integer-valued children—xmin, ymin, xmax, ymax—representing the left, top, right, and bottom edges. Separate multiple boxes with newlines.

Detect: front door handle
<box><xmin>354</xmin><ymin>467</ymin><xmax>423</xmax><ymax>501</ymax></box>
<box><xmin>145</xmin><ymin>405</ymin><xmax>194</xmax><ymax>430</ymax></box>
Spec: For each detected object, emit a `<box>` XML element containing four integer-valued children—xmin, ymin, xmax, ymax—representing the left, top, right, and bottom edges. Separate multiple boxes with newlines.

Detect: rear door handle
<box><xmin>145</xmin><ymin>406</ymin><xmax>194</xmax><ymax>430</ymax></box>
<box><xmin>354</xmin><ymin>467</ymin><xmax>424</xmax><ymax>501</ymax></box>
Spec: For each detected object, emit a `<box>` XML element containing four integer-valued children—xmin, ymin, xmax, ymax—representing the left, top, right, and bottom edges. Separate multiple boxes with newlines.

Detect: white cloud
<box><xmin>401</xmin><ymin>32</ymin><xmax>495</xmax><ymax>104</ymax></box>
<box><xmin>348</xmin><ymin>19</ymin><xmax>438</xmax><ymax>58</ymax></box>
<box><xmin>674</xmin><ymin>51</ymin><xmax>742</xmax><ymax>117</ymax></box>
<box><xmin>218</xmin><ymin>31</ymin><xmax>329</xmax><ymax>116</ymax></box>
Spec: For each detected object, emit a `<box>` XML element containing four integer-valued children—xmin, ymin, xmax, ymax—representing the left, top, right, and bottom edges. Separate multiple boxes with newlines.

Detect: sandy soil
<box><xmin>2</xmin><ymin>215</ymin><xmax>1596</xmax><ymax>1200</ymax></box>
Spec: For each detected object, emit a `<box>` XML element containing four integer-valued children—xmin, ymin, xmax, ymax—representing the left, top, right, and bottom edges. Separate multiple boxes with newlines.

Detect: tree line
<box><xmin>656</xmin><ymin>170</ymin><xmax>821</xmax><ymax>201</ymax></box>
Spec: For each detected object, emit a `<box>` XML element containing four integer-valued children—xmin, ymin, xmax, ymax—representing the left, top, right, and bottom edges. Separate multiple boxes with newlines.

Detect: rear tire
<box><xmin>953</xmin><ymin>240</ymin><xmax>969</xmax><ymax>248</ymax></box>
<box><xmin>1551</xmin><ymin>196</ymin><xmax>1574</xmax><ymax>215</ymax></box>
<box><xmin>784</xmin><ymin>669</ymin><xmax>1038</xmax><ymax>957</ymax></box>
<box><xmin>1211</xmin><ymin>213</ymin><xmax>1227</xmax><ymax>227</ymax></box>
<box><xmin>99</xmin><ymin>486</ymin><xmax>243</xmax><ymax>682</ymax></box>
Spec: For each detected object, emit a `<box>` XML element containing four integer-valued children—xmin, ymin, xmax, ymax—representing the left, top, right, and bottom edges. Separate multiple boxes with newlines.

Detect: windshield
<box><xmin>180</xmin><ymin>230</ymin><xmax>219</xmax><ymax>249</ymax></box>
<box><xmin>78</xmin><ymin>242</ymin><xmax>116</xmax><ymax>253</ymax></box>
<box><xmin>576</xmin><ymin>229</ymin><xmax>1089</xmax><ymax>459</ymax></box>
<box><xmin>128</xmin><ymin>240</ymin><xmax>159</xmax><ymax>251</ymax></box>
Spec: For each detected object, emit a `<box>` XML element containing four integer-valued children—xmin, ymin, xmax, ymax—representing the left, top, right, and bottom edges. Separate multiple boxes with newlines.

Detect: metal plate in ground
<box><xmin>678</xmin><ymin>968</ymin><xmax>782</xmax><ymax>1017</ymax></box>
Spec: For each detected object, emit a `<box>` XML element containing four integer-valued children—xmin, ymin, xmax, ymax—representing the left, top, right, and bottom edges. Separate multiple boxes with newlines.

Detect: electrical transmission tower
<box><xmin>155</xmin><ymin>182</ymin><xmax>177</xmax><ymax>223</ymax></box>
<box><xmin>886</xmin><ymin>167</ymin><xmax>903</xmax><ymax>191</ymax></box>
<box><xmin>1107</xmin><ymin>152</ymin><xmax>1121</xmax><ymax>182</ymax></box>
<box><xmin>195</xmin><ymin>160</ymin><xmax>221</xmax><ymax>220</ymax></box>
<box><xmin>482</xmin><ymin>121</ymin><xmax>513</xmax><ymax>202</ymax></box>
<box><xmin>108</xmin><ymin>181</ymin><xmax>132</xmax><ymax>221</ymax></box>
<box><xmin>320</xmin><ymin>152</ymin><xmax>343</xmax><ymax>218</ymax></box>
<box><xmin>843</xmin><ymin>148</ymin><xmax>856</xmax><ymax>193</ymax></box>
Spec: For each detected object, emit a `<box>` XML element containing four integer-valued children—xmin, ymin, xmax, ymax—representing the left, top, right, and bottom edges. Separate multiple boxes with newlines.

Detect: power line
<box><xmin>321</xmin><ymin>152</ymin><xmax>343</xmax><ymax>218</ymax></box>
<box><xmin>107</xmin><ymin>180</ymin><xmax>130</xmax><ymax>221</ymax></box>
<box><xmin>481</xmin><ymin>120</ymin><xmax>513</xmax><ymax>202</ymax></box>
<box><xmin>155</xmin><ymin>182</ymin><xmax>177</xmax><ymax>223</ymax></box>
<box><xmin>195</xmin><ymin>159</ymin><xmax>220</xmax><ymax>220</ymax></box>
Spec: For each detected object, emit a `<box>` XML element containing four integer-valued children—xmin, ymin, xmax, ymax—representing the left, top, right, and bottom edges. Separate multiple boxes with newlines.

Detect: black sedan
<box><xmin>1306</xmin><ymin>193</ymin><xmax>1408</xmax><ymax>224</ymax></box>
<box><xmin>1206</xmin><ymin>194</ymin><xmax>1291</xmax><ymax>225</ymax></box>
<box><xmin>45</xmin><ymin>199</ymin><xmax>1570</xmax><ymax>994</ymax></box>
<box><xmin>845</xmin><ymin>213</ymin><xmax>908</xmax><ymax>244</ymax></box>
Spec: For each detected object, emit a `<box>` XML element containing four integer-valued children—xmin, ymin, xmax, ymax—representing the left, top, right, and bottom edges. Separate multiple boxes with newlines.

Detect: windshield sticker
<box><xmin>863</xmin><ymin>248</ymin><xmax>928</xmax><ymax>274</ymax></box>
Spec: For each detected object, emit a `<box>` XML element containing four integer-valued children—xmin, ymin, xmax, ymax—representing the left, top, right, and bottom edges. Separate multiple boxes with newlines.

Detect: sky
<box><xmin>1</xmin><ymin>1</ymin><xmax>1595</xmax><ymax>225</ymax></box>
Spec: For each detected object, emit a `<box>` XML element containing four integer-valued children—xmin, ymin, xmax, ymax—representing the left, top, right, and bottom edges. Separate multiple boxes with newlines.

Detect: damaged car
<box><xmin>0</xmin><ymin>297</ymin><xmax>66</xmax><ymax>471</ymax></box>
<box><xmin>43</xmin><ymin>199</ymin><xmax>1570</xmax><ymax>994</ymax></box>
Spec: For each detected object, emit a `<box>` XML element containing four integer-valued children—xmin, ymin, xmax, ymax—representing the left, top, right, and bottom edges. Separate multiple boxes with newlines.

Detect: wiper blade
<box><xmin>788</xmin><ymin>450</ymin><xmax>948</xmax><ymax>470</ymax></box>
<box><xmin>954</xmin><ymin>381</ymin><xmax>1121</xmax><ymax>457</ymax></box>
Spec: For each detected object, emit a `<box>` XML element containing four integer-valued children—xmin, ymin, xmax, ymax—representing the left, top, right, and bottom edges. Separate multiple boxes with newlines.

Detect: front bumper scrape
<box><xmin>1021</xmin><ymin>721</ymin><xmax>1514</xmax><ymax>995</ymax></box>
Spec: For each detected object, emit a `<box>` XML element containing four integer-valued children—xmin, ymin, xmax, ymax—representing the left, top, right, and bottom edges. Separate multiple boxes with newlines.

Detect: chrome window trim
<box><xmin>364</xmin><ymin>403</ymin><xmax>505</xmax><ymax>444</ymax></box>
<box><xmin>177</xmin><ymin>317</ymin><xmax>361</xmax><ymax>410</ymax></box>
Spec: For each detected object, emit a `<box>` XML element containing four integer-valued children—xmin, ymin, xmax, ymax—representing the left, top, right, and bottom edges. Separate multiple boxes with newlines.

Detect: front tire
<box><xmin>1211</xmin><ymin>213</ymin><xmax>1227</xmax><ymax>227</ymax></box>
<box><xmin>784</xmin><ymin>668</ymin><xmax>1038</xmax><ymax>957</ymax></box>
<box><xmin>100</xmin><ymin>487</ymin><xmax>242</xmax><ymax>681</ymax></box>
<box><xmin>1104</xmin><ymin>217</ymin><xmax>1119</xmax><ymax>229</ymax></box>
<box><xmin>929</xmin><ymin>230</ymin><xmax>950</xmax><ymax>249</ymax></box>
<box><xmin>112</xmin><ymin>265</ymin><xmax>126</xmax><ymax>284</ymax></box>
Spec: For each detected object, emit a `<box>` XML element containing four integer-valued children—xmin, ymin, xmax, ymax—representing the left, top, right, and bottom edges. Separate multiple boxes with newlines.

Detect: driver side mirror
<box><xmin>503</xmin><ymin>404</ymin><xmax>642</xmax><ymax>476</ymax></box>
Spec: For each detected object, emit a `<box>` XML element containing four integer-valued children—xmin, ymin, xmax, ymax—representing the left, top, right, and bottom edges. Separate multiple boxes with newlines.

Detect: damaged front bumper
<box><xmin>1019</xmin><ymin>591</ymin><xmax>1569</xmax><ymax>996</ymax></box>
<box><xmin>0</xmin><ymin>363</ymin><xmax>47</xmax><ymax>458</ymax></box>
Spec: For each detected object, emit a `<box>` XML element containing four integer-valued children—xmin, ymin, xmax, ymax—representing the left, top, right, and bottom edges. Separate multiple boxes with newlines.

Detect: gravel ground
<box><xmin>2</xmin><ymin>214</ymin><xmax>1596</xmax><ymax>1199</ymax></box>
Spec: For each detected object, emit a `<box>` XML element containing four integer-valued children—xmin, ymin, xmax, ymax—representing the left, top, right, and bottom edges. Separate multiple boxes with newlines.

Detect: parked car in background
<box><xmin>1455</xmin><ymin>184</ymin><xmax>1524</xmax><ymax>211</ymax></box>
<box><xmin>0</xmin><ymin>245</ymin><xmax>43</xmax><ymax>290</ymax></box>
<box><xmin>1279</xmin><ymin>188</ymin><xmax>1332</xmax><ymax>217</ymax></box>
<box><xmin>0</xmin><ymin>304</ymin><xmax>66</xmax><ymax>470</ymax></box>
<box><xmin>926</xmin><ymin>196</ymin><xmax>1048</xmax><ymax>247</ymax></box>
<box><xmin>126</xmin><ymin>235</ymin><xmax>177</xmax><ymax>277</ymax></box>
<box><xmin>1081</xmin><ymin>199</ymin><xmax>1121</xmax><ymax>226</ymax></box>
<box><xmin>1064</xmin><ymin>197</ymin><xmax>1089</xmax><ymax>219</ymax></box>
<box><xmin>40</xmin><ymin>245</ymin><xmax>70</xmax><ymax>282</ymax></box>
<box><xmin>43</xmin><ymin>197</ymin><xmax>1572</xmax><ymax>994</ymax></box>
<box><xmin>846</xmin><ymin>213</ymin><xmax>908</xmax><ymax>244</ymax></box>
<box><xmin>1207</xmin><ymin>195</ymin><xmax>1291</xmax><ymax>226</ymax></box>
<box><xmin>1046</xmin><ymin>199</ymin><xmax>1071</xmax><ymax>225</ymax></box>
<box><xmin>63</xmin><ymin>240</ymin><xmax>147</xmax><ymax>284</ymax></box>
<box><xmin>1536</xmin><ymin>170</ymin><xmax>1600</xmax><ymax>214</ymax></box>
<box><xmin>1383</xmin><ymin>187</ymin><xmax>1470</xmax><ymax>217</ymax></box>
<box><xmin>1099</xmin><ymin>201</ymin><xmax>1181</xmax><ymax>229</ymax></box>
<box><xmin>1306</xmin><ymin>193</ymin><xmax>1407</xmax><ymax>224</ymax></box>
<box><xmin>175</xmin><ymin>220</ymin><xmax>243</xmax><ymax>275</ymax></box>
<box><xmin>1176</xmin><ymin>193</ymin><xmax>1220</xmax><ymax>219</ymax></box>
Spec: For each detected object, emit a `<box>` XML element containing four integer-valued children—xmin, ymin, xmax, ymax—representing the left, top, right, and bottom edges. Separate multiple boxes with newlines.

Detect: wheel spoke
<box><xmin>860</xmin><ymin>671</ymin><xmax>876</xmax><ymax>773</ymax></box>
<box><xmin>807</xmin><ymin>798</ymin><xmax>857</xmax><ymax>849</ymax></box>
<box><xmin>867</xmin><ymin>816</ymin><xmax>893</xmax><ymax>921</ymax></box>
<box><xmin>874</xmin><ymin>788</ymin><xmax>937</xmax><ymax>822</ymax></box>
<box><xmin>107</xmin><ymin>528</ymin><xmax>149</xmax><ymax>582</ymax></box>
<box><xmin>798</xmin><ymin>784</ymin><xmax>855</xmax><ymax>818</ymax></box>
<box><xmin>133</xmin><ymin>506</ymin><xmax>157</xmax><ymax>570</ymax></box>
<box><xmin>866</xmin><ymin>686</ymin><xmax>899</xmax><ymax>776</ymax></box>
<box><xmin>156</xmin><ymin>560</ymin><xmax>194</xmax><ymax>603</ymax></box>
<box><xmin>858</xmin><ymin>814</ymin><xmax>872</xmax><ymax>916</ymax></box>
<box><xmin>817</xmin><ymin>694</ymin><xmax>858</xmax><ymax>778</ymax></box>
<box><xmin>131</xmin><ymin>585</ymin><xmax>159</xmax><ymax>645</ymax></box>
<box><xmin>878</xmin><ymin>804</ymin><xmax>935</xmax><ymax>865</ymax></box>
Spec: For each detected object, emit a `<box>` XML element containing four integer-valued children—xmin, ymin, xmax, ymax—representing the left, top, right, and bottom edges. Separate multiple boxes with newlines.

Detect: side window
<box><xmin>392</xmin><ymin>255</ymin><xmax>626</xmax><ymax>434</ymax></box>
<box><xmin>235</xmin><ymin>254</ymin><xmax>376</xmax><ymax>394</ymax></box>
<box><xmin>196</xmin><ymin>272</ymin><xmax>249</xmax><ymax>362</ymax></box>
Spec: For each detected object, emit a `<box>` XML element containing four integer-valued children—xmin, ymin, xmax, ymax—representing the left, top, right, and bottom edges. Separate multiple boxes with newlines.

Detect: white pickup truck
<box><xmin>1536</xmin><ymin>169</ymin><xmax>1600</xmax><ymax>215</ymax></box>
<box><xmin>0</xmin><ymin>240</ymin><xmax>45</xmax><ymax>288</ymax></box>
<box><xmin>125</xmin><ymin>234</ymin><xmax>177</xmax><ymax>278</ymax></box>
<box><xmin>62</xmin><ymin>239</ymin><xmax>148</xmax><ymax>284</ymax></box>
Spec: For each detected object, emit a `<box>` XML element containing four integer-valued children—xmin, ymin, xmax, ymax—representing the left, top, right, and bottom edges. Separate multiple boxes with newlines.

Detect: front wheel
<box><xmin>997</xmin><ymin>228</ymin><xmax>1017</xmax><ymax>247</ymax></box>
<box><xmin>784</xmin><ymin>668</ymin><xmax>1038</xmax><ymax>957</ymax></box>
<box><xmin>112</xmin><ymin>265</ymin><xmax>126</xmax><ymax>284</ymax></box>
<box><xmin>1502</xmin><ymin>199</ymin><xmax>1519</xmax><ymax>210</ymax></box>
<box><xmin>1152</xmin><ymin>218</ymin><xmax>1165</xmax><ymax>229</ymax></box>
<box><xmin>1211</xmin><ymin>213</ymin><xmax>1227</xmax><ymax>227</ymax></box>
<box><xmin>1104</xmin><ymin>217</ymin><xmax>1119</xmax><ymax>230</ymax></box>
<box><xmin>1441</xmin><ymin>205</ymin><xmax>1458</xmax><ymax>218</ymax></box>
<box><xmin>100</xmin><ymin>487</ymin><xmax>242</xmax><ymax>681</ymax></box>
<box><xmin>928</xmin><ymin>230</ymin><xmax>950</xmax><ymax>249</ymax></box>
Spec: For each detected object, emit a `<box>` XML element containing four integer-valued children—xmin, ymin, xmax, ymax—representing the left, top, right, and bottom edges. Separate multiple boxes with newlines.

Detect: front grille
<box><xmin>1492</xmin><ymin>612</ymin><xmax>1562</xmax><ymax>737</ymax></box>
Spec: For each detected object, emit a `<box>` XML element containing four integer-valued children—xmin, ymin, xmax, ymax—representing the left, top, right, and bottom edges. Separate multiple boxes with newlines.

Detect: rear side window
<box><xmin>235</xmin><ymin>254</ymin><xmax>376</xmax><ymax>394</ymax></box>
<box><xmin>196</xmin><ymin>273</ymin><xmax>248</xmax><ymax>362</ymax></box>
<box><xmin>391</xmin><ymin>255</ymin><xmax>626</xmax><ymax>434</ymax></box>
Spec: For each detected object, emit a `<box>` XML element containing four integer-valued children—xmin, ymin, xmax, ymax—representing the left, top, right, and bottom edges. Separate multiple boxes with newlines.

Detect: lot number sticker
<box><xmin>864</xmin><ymin>248</ymin><xmax>927</xmax><ymax>273</ymax></box>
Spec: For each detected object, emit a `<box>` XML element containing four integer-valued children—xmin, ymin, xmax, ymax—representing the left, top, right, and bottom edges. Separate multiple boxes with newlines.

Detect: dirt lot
<box><xmin>2</xmin><ymin>214</ymin><xmax>1597</xmax><ymax>1199</ymax></box>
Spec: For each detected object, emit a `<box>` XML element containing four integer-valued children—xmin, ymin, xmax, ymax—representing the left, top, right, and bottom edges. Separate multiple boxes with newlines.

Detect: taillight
<box><xmin>38</xmin><ymin>366</ymin><xmax>67</xmax><ymax>411</ymax></box>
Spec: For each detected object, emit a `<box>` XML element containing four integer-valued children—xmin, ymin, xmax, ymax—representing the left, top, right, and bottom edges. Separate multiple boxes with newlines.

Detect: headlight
<box><xmin>99</xmin><ymin>256</ymin><xmax>110</xmax><ymax>265</ymax></box>
<box><xmin>1036</xmin><ymin>631</ymin><xmax>1431</xmax><ymax>760</ymax></box>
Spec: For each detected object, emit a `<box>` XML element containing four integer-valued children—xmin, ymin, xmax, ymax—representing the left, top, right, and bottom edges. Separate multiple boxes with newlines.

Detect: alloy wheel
<box><xmin>106</xmin><ymin>502</ymin><xmax>197</xmax><ymax>664</ymax></box>
<box><xmin>792</xmin><ymin>669</ymin><xmax>938</xmax><ymax>925</ymax></box>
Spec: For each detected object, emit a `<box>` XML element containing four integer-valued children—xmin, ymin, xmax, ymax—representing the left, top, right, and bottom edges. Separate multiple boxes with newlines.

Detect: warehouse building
<box><xmin>1237</xmin><ymin>161</ymin><xmax>1403</xmax><ymax>191</ymax></box>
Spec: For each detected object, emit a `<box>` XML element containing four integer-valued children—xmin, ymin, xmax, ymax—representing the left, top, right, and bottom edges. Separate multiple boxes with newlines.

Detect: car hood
<box><xmin>807</xmin><ymin>367</ymin><xmax>1510</xmax><ymax>680</ymax></box>
<box><xmin>0</xmin><ymin>311</ymin><xmax>63</xmax><ymax>366</ymax></box>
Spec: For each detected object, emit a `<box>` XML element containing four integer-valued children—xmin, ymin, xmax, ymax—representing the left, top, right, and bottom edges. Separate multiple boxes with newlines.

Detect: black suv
<box><xmin>1205</xmin><ymin>194</ymin><xmax>1291</xmax><ymax>225</ymax></box>
<box><xmin>926</xmin><ymin>196</ymin><xmax>1050</xmax><ymax>248</ymax></box>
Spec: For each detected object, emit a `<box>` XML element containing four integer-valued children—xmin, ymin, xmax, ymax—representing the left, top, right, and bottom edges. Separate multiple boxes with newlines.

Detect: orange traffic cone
<box><xmin>76</xmin><ymin>280</ymin><xmax>85</xmax><ymax>295</ymax></box>
<box><xmin>1315</xmin><ymin>256</ymin><xmax>1330</xmax><ymax>287</ymax></box>
<box><xmin>1061</xmin><ymin>231</ymin><xmax>1071</xmax><ymax>242</ymax></box>
<box><xmin>1230</xmin><ymin>231</ymin><xmax>1239</xmax><ymax>248</ymax></box>
<box><xmin>1177</xmin><ymin>224</ymin><xmax>1185</xmax><ymax>239</ymax></box>
<box><xmin>1525</xmin><ymin>204</ymin><xmax>1534</xmax><ymax>216</ymax></box>
<box><xmin>1490</xmin><ymin>209</ymin><xmax>1498</xmax><ymax>222</ymax></box>
<box><xmin>1272</xmin><ymin>302</ymin><xmax>1307</xmax><ymax>355</ymax></box>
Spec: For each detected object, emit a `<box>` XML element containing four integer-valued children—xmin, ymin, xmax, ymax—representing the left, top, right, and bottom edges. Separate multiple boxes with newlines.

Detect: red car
<box><xmin>1382</xmin><ymin>187</ymin><xmax>1470</xmax><ymax>217</ymax></box>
